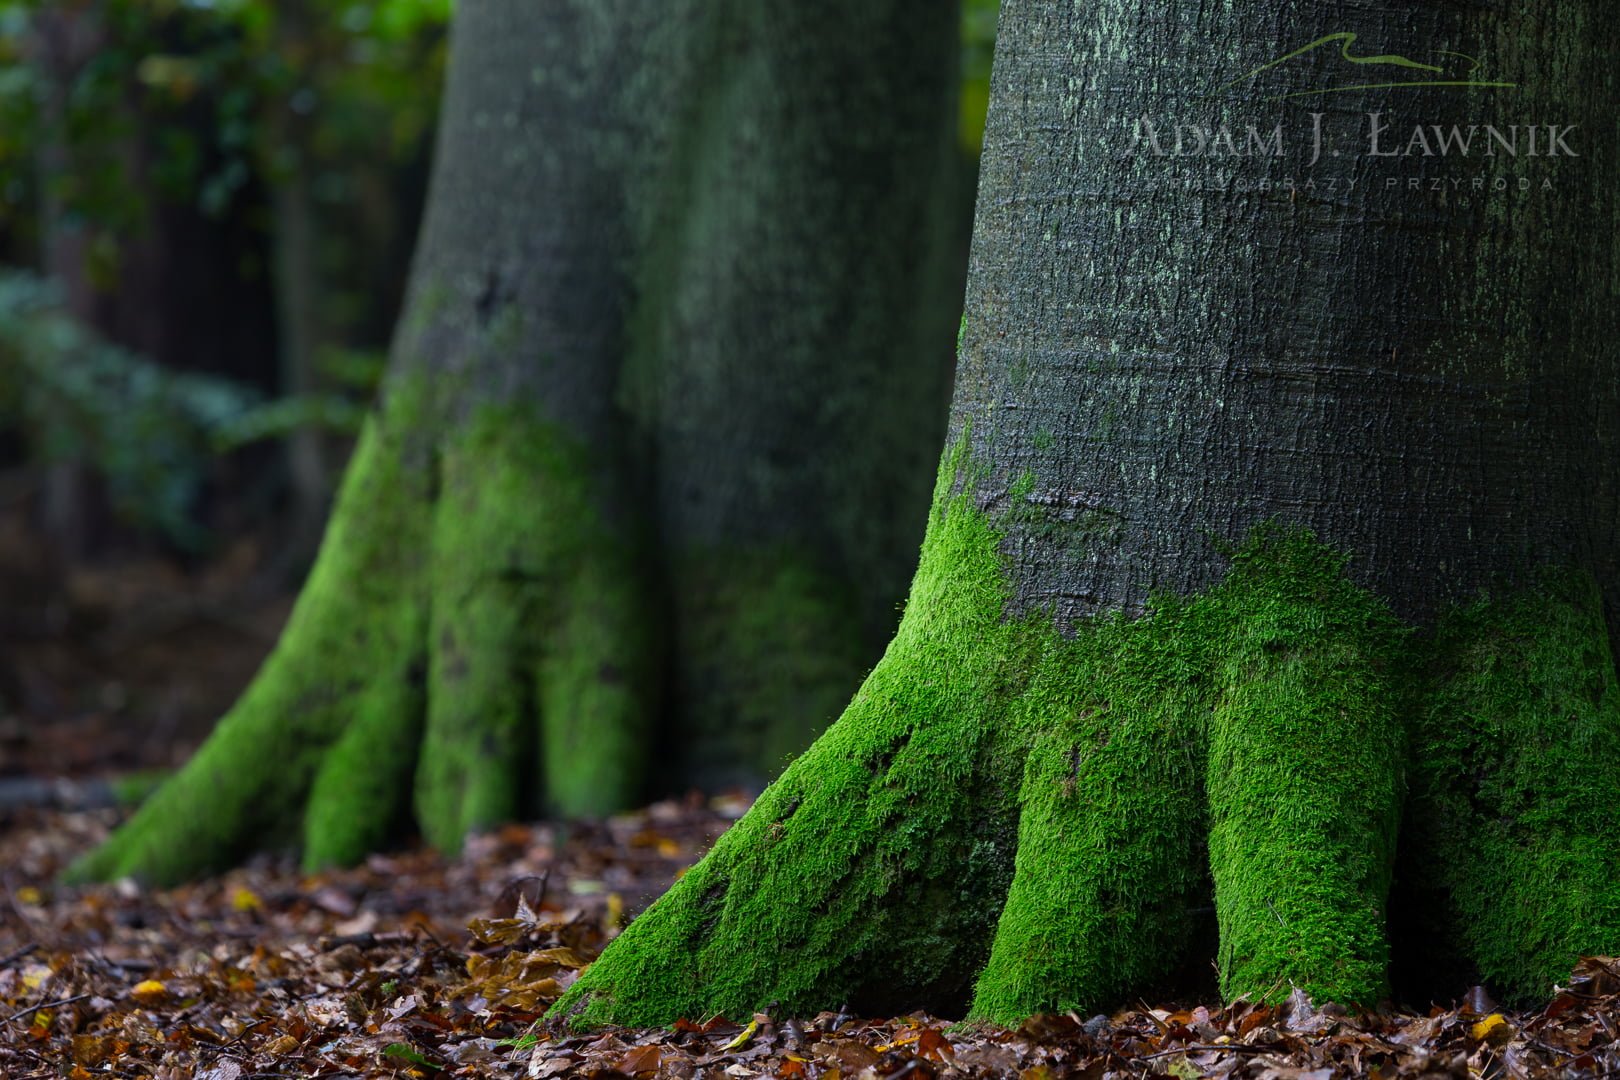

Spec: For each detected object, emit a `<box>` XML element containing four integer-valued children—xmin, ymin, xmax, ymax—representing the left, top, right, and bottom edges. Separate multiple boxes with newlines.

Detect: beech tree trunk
<box><xmin>555</xmin><ymin>0</ymin><xmax>1620</xmax><ymax>1026</ymax></box>
<box><xmin>69</xmin><ymin>0</ymin><xmax>960</xmax><ymax>884</ymax></box>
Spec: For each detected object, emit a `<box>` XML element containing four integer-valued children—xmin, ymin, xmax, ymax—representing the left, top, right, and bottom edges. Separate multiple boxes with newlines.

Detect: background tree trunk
<box><xmin>266</xmin><ymin>2</ymin><xmax>332</xmax><ymax>562</ymax></box>
<box><xmin>26</xmin><ymin>3</ymin><xmax>281</xmax><ymax>559</ymax></box>
<box><xmin>71</xmin><ymin>0</ymin><xmax>963</xmax><ymax>884</ymax></box>
<box><xmin>556</xmin><ymin>0</ymin><xmax>1620</xmax><ymax>1027</ymax></box>
<box><xmin>633</xmin><ymin>2</ymin><xmax>961</xmax><ymax>786</ymax></box>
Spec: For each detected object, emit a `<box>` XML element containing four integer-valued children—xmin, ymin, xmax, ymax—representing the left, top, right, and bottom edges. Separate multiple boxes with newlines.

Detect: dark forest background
<box><xmin>0</xmin><ymin>0</ymin><xmax>998</xmax><ymax>796</ymax></box>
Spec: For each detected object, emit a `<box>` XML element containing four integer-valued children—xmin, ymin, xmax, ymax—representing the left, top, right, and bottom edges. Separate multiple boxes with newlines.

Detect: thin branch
<box><xmin>5</xmin><ymin>993</ymin><xmax>92</xmax><ymax>1024</ymax></box>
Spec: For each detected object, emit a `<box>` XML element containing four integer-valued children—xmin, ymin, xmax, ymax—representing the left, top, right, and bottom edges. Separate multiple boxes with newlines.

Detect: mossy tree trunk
<box><xmin>69</xmin><ymin>0</ymin><xmax>960</xmax><ymax>885</ymax></box>
<box><xmin>635</xmin><ymin>3</ymin><xmax>962</xmax><ymax>788</ymax></box>
<box><xmin>555</xmin><ymin>0</ymin><xmax>1620</xmax><ymax>1026</ymax></box>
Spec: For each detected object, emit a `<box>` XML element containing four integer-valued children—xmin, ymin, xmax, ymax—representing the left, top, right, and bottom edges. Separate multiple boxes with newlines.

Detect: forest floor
<box><xmin>0</xmin><ymin>507</ymin><xmax>292</xmax><ymax>795</ymax></box>
<box><xmin>2</xmin><ymin>794</ymin><xmax>1619</xmax><ymax>1080</ymax></box>
<box><xmin>4</xmin><ymin>517</ymin><xmax>1620</xmax><ymax>1079</ymax></box>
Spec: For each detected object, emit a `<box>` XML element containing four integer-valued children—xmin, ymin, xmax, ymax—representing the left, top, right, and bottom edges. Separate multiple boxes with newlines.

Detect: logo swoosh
<box><xmin>1217</xmin><ymin>32</ymin><xmax>1516</xmax><ymax>98</ymax></box>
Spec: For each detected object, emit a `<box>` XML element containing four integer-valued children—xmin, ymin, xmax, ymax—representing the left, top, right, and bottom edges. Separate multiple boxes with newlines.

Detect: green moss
<box><xmin>538</xmin><ymin>545</ymin><xmax>657</xmax><ymax>817</ymax></box>
<box><xmin>66</xmin><ymin>379</ymin><xmax>656</xmax><ymax>884</ymax></box>
<box><xmin>969</xmin><ymin>595</ymin><xmax>1211</xmax><ymax>1022</ymax></box>
<box><xmin>552</xmin><ymin>446</ymin><xmax>1037</xmax><ymax>1026</ymax></box>
<box><xmin>972</xmin><ymin>530</ymin><xmax>1404</xmax><ymax>1020</ymax></box>
<box><xmin>302</xmin><ymin>636</ymin><xmax>427</xmax><ymax>868</ymax></box>
<box><xmin>106</xmin><ymin>769</ymin><xmax>172</xmax><ymax>807</ymax></box>
<box><xmin>416</xmin><ymin>404</ymin><xmax>655</xmax><ymax>848</ymax></box>
<box><xmin>552</xmin><ymin>442</ymin><xmax>1435</xmax><ymax>1027</ymax></box>
<box><xmin>1395</xmin><ymin>572</ymin><xmax>1620</xmax><ymax>1004</ymax></box>
<box><xmin>550</xmin><ymin>411</ymin><xmax>1620</xmax><ymax>1026</ymax></box>
<box><xmin>1007</xmin><ymin>469</ymin><xmax>1036</xmax><ymax>501</ymax></box>
<box><xmin>668</xmin><ymin>548</ymin><xmax>868</xmax><ymax>783</ymax></box>
<box><xmin>1203</xmin><ymin>532</ymin><xmax>1405</xmax><ymax>1006</ymax></box>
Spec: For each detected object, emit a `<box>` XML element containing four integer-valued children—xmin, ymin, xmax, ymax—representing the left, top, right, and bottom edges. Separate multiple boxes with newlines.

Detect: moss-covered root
<box><xmin>66</xmin><ymin>392</ymin><xmax>656</xmax><ymax>886</ymax></box>
<box><xmin>970</xmin><ymin>530</ymin><xmax>1407</xmax><ymax>1020</ymax></box>
<box><xmin>968</xmin><ymin>607</ymin><xmax>1209</xmax><ymax>1023</ymax></box>
<box><xmin>537</xmin><ymin>552</ymin><xmax>657</xmax><ymax>818</ymax></box>
<box><xmin>413</xmin><ymin>410</ymin><xmax>656</xmax><ymax>849</ymax></box>
<box><xmin>64</xmin><ymin>408</ymin><xmax>434</xmax><ymax>886</ymax></box>
<box><xmin>550</xmin><ymin>482</ymin><xmax>1033</xmax><ymax>1027</ymax></box>
<box><xmin>1206</xmin><ymin>535</ymin><xmax>1406</xmax><ymax>1006</ymax></box>
<box><xmin>1395</xmin><ymin>574</ymin><xmax>1620</xmax><ymax>1004</ymax></box>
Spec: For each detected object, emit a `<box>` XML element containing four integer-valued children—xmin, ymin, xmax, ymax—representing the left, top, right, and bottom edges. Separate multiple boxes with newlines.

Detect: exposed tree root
<box><xmin>553</xmin><ymin>470</ymin><xmax>1620</xmax><ymax>1026</ymax></box>
<box><xmin>66</xmin><ymin>383</ymin><xmax>656</xmax><ymax>886</ymax></box>
<box><xmin>1394</xmin><ymin>573</ymin><xmax>1620</xmax><ymax>1003</ymax></box>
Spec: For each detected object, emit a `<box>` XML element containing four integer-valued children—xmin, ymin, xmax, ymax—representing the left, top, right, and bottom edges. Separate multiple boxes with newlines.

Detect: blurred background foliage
<box><xmin>0</xmin><ymin>0</ymin><xmax>999</xmax><ymax>555</ymax></box>
<box><xmin>961</xmin><ymin>0</ymin><xmax>998</xmax><ymax>154</ymax></box>
<box><xmin>0</xmin><ymin>0</ymin><xmax>446</xmax><ymax>555</ymax></box>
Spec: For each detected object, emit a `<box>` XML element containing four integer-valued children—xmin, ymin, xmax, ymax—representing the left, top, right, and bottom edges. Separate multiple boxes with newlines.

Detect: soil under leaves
<box><xmin>1</xmin><ymin>798</ymin><xmax>1618</xmax><ymax>1079</ymax></box>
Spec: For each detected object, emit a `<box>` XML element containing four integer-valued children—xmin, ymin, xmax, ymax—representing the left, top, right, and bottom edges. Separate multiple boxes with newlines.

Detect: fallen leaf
<box><xmin>263</xmin><ymin>1033</ymin><xmax>300</xmax><ymax>1055</ymax></box>
<box><xmin>617</xmin><ymin>1044</ymin><xmax>661</xmax><ymax>1076</ymax></box>
<box><xmin>917</xmin><ymin>1028</ymin><xmax>954</xmax><ymax>1062</ymax></box>
<box><xmin>1160</xmin><ymin>1054</ymin><xmax>1200</xmax><ymax>1080</ymax></box>
<box><xmin>130</xmin><ymin>979</ymin><xmax>168</xmax><ymax>1005</ymax></box>
<box><xmin>720</xmin><ymin>1015</ymin><xmax>760</xmax><ymax>1051</ymax></box>
<box><xmin>1470</xmin><ymin>1013</ymin><xmax>1515</xmax><ymax>1046</ymax></box>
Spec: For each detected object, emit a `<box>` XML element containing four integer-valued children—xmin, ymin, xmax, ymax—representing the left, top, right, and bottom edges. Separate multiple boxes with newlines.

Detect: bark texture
<box><xmin>69</xmin><ymin>0</ymin><xmax>960</xmax><ymax>884</ymax></box>
<box><xmin>627</xmin><ymin>1</ymin><xmax>961</xmax><ymax>787</ymax></box>
<box><xmin>556</xmin><ymin>0</ymin><xmax>1620</xmax><ymax>1026</ymax></box>
<box><xmin>959</xmin><ymin>3</ymin><xmax>1617</xmax><ymax>631</ymax></box>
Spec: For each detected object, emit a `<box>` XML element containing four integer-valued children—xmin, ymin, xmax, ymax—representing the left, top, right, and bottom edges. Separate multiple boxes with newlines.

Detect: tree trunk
<box><xmin>31</xmin><ymin>6</ymin><xmax>107</xmax><ymax>562</ymax></box>
<box><xmin>26</xmin><ymin>3</ymin><xmax>281</xmax><ymax>557</ymax></box>
<box><xmin>555</xmin><ymin>0</ymin><xmax>1620</xmax><ymax>1026</ymax></box>
<box><xmin>266</xmin><ymin>38</ymin><xmax>332</xmax><ymax>560</ymax></box>
<box><xmin>636</xmin><ymin>3</ymin><xmax>962</xmax><ymax>787</ymax></box>
<box><xmin>69</xmin><ymin>0</ymin><xmax>960</xmax><ymax>885</ymax></box>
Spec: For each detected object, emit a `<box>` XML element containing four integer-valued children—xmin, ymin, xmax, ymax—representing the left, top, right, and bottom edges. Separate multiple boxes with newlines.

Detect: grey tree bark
<box><xmin>959</xmin><ymin>4</ymin><xmax>1617</xmax><ymax>632</ymax></box>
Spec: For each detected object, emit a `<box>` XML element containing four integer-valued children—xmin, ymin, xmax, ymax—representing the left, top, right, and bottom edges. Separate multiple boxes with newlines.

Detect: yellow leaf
<box><xmin>521</xmin><ymin>947</ymin><xmax>588</xmax><ymax>969</ymax></box>
<box><xmin>15</xmin><ymin>885</ymin><xmax>42</xmax><ymax>905</ymax></box>
<box><xmin>1471</xmin><ymin>1013</ymin><xmax>1515</xmax><ymax>1045</ymax></box>
<box><xmin>131</xmin><ymin>979</ymin><xmax>168</xmax><ymax>1005</ymax></box>
<box><xmin>231</xmin><ymin>886</ymin><xmax>262</xmax><ymax>911</ymax></box>
<box><xmin>721</xmin><ymin>1016</ymin><xmax>759</xmax><ymax>1051</ymax></box>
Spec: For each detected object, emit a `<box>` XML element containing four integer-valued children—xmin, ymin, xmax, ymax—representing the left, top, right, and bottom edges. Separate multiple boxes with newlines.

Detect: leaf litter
<box><xmin>3</xmin><ymin>795</ymin><xmax>1620</xmax><ymax>1078</ymax></box>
